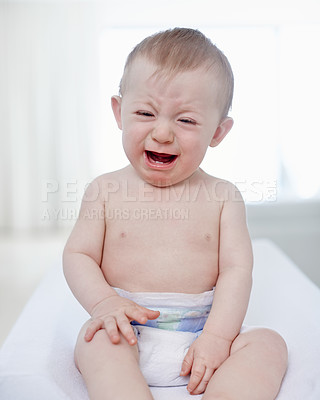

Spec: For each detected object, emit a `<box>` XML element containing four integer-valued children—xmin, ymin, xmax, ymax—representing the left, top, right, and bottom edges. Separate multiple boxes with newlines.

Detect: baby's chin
<box><xmin>130</xmin><ymin>158</ymin><xmax>199</xmax><ymax>188</ymax></box>
<box><xmin>140</xmin><ymin>171</ymin><xmax>197</xmax><ymax>188</ymax></box>
<box><xmin>143</xmin><ymin>177</ymin><xmax>175</xmax><ymax>188</ymax></box>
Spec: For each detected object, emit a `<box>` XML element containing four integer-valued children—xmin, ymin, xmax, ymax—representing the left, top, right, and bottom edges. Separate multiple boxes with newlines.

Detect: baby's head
<box><xmin>112</xmin><ymin>28</ymin><xmax>235</xmax><ymax>187</ymax></box>
<box><xmin>119</xmin><ymin>27</ymin><xmax>234</xmax><ymax>120</ymax></box>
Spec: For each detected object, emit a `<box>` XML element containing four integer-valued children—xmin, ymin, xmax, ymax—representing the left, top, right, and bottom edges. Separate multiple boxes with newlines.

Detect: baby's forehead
<box><xmin>124</xmin><ymin>57</ymin><xmax>221</xmax><ymax>91</ymax></box>
<box><xmin>121</xmin><ymin>60</ymin><xmax>226</xmax><ymax>120</ymax></box>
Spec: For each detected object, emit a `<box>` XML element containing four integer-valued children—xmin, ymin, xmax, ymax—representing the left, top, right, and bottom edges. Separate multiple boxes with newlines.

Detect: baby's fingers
<box><xmin>84</xmin><ymin>319</ymin><xmax>104</xmax><ymax>342</ymax></box>
<box><xmin>145</xmin><ymin>308</ymin><xmax>160</xmax><ymax>320</ymax></box>
<box><xmin>180</xmin><ymin>347</ymin><xmax>193</xmax><ymax>376</ymax></box>
<box><xmin>104</xmin><ymin>317</ymin><xmax>121</xmax><ymax>344</ymax></box>
<box><xmin>126</xmin><ymin>306</ymin><xmax>160</xmax><ymax>325</ymax></box>
<box><xmin>117</xmin><ymin>316</ymin><xmax>137</xmax><ymax>345</ymax></box>
<box><xmin>190</xmin><ymin>367</ymin><xmax>215</xmax><ymax>395</ymax></box>
<box><xmin>187</xmin><ymin>361</ymin><xmax>205</xmax><ymax>394</ymax></box>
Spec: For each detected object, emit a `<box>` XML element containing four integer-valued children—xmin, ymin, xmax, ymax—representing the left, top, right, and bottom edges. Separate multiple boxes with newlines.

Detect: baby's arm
<box><xmin>181</xmin><ymin>183</ymin><xmax>253</xmax><ymax>394</ymax></box>
<box><xmin>63</xmin><ymin>178</ymin><xmax>159</xmax><ymax>345</ymax></box>
<box><xmin>203</xmin><ymin>183</ymin><xmax>253</xmax><ymax>339</ymax></box>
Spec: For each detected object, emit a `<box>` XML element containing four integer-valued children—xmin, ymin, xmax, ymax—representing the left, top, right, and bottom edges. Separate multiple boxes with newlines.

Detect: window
<box><xmin>97</xmin><ymin>23</ymin><xmax>320</xmax><ymax>202</ymax></box>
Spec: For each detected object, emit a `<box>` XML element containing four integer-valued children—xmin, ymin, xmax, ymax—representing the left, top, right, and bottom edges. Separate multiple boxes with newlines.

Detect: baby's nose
<box><xmin>151</xmin><ymin>123</ymin><xmax>174</xmax><ymax>144</ymax></box>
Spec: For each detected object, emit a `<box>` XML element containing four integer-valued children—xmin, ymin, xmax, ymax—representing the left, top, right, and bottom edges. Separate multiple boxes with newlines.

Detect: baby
<box><xmin>63</xmin><ymin>28</ymin><xmax>287</xmax><ymax>399</ymax></box>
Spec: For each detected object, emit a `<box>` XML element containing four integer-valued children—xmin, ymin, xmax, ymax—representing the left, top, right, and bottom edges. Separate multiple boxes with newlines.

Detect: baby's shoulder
<box><xmin>92</xmin><ymin>165</ymin><xmax>135</xmax><ymax>184</ymax></box>
<box><xmin>198</xmin><ymin>171</ymin><xmax>243</xmax><ymax>204</ymax></box>
<box><xmin>83</xmin><ymin>167</ymin><xmax>129</xmax><ymax>199</ymax></box>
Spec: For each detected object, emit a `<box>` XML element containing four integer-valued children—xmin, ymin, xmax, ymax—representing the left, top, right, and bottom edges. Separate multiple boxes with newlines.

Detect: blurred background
<box><xmin>1</xmin><ymin>0</ymin><xmax>320</xmax><ymax>345</ymax></box>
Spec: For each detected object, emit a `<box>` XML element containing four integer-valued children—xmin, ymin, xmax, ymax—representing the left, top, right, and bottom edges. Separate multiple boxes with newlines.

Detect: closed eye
<box><xmin>179</xmin><ymin>118</ymin><xmax>196</xmax><ymax>125</ymax></box>
<box><xmin>136</xmin><ymin>111</ymin><xmax>154</xmax><ymax>117</ymax></box>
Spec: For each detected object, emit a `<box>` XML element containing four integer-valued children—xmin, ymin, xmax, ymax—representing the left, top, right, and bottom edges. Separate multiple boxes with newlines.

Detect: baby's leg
<box><xmin>75</xmin><ymin>321</ymin><xmax>154</xmax><ymax>400</ymax></box>
<box><xmin>203</xmin><ymin>328</ymin><xmax>288</xmax><ymax>400</ymax></box>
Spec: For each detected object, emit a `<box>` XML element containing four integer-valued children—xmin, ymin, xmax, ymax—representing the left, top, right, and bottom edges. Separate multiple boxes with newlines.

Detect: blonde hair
<box><xmin>119</xmin><ymin>27</ymin><xmax>234</xmax><ymax>118</ymax></box>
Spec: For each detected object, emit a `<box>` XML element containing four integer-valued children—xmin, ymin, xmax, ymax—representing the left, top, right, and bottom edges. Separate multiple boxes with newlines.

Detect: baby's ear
<box><xmin>111</xmin><ymin>96</ymin><xmax>122</xmax><ymax>130</ymax></box>
<box><xmin>210</xmin><ymin>117</ymin><xmax>234</xmax><ymax>147</ymax></box>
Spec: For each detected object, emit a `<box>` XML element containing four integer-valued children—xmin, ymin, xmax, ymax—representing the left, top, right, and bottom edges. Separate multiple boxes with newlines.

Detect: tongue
<box><xmin>148</xmin><ymin>151</ymin><xmax>176</xmax><ymax>163</ymax></box>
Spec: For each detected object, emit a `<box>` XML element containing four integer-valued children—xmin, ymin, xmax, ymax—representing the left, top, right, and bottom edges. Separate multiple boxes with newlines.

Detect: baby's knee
<box><xmin>258</xmin><ymin>328</ymin><xmax>287</xmax><ymax>357</ymax></box>
<box><xmin>74</xmin><ymin>319</ymin><xmax>92</xmax><ymax>370</ymax></box>
<box><xmin>74</xmin><ymin>319</ymin><xmax>139</xmax><ymax>372</ymax></box>
<box><xmin>74</xmin><ymin>319</ymin><xmax>106</xmax><ymax>370</ymax></box>
<box><xmin>245</xmin><ymin>328</ymin><xmax>288</xmax><ymax>368</ymax></box>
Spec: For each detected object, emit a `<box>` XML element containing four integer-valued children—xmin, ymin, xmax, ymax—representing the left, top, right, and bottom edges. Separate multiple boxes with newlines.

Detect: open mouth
<box><xmin>145</xmin><ymin>151</ymin><xmax>178</xmax><ymax>168</ymax></box>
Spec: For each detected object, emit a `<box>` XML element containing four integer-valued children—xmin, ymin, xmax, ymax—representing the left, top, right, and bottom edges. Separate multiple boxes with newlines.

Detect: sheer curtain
<box><xmin>1</xmin><ymin>2</ymin><xmax>101</xmax><ymax>230</ymax></box>
<box><xmin>1</xmin><ymin>0</ymin><xmax>320</xmax><ymax>231</ymax></box>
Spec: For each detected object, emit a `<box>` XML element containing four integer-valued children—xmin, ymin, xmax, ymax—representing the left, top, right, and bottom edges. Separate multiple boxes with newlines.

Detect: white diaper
<box><xmin>114</xmin><ymin>288</ymin><xmax>214</xmax><ymax>387</ymax></box>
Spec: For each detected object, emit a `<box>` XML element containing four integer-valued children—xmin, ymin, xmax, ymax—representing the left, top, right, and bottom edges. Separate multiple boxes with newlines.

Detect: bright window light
<box><xmin>98</xmin><ymin>25</ymin><xmax>320</xmax><ymax>203</ymax></box>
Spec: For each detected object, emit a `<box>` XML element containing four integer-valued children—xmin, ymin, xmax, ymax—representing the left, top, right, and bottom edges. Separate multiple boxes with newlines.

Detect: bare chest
<box><xmin>101</xmin><ymin>195</ymin><xmax>221</xmax><ymax>293</ymax></box>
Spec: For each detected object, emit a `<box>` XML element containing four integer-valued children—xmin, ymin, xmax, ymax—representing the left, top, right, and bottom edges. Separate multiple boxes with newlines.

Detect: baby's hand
<box><xmin>180</xmin><ymin>330</ymin><xmax>232</xmax><ymax>395</ymax></box>
<box><xmin>84</xmin><ymin>295</ymin><xmax>160</xmax><ymax>345</ymax></box>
